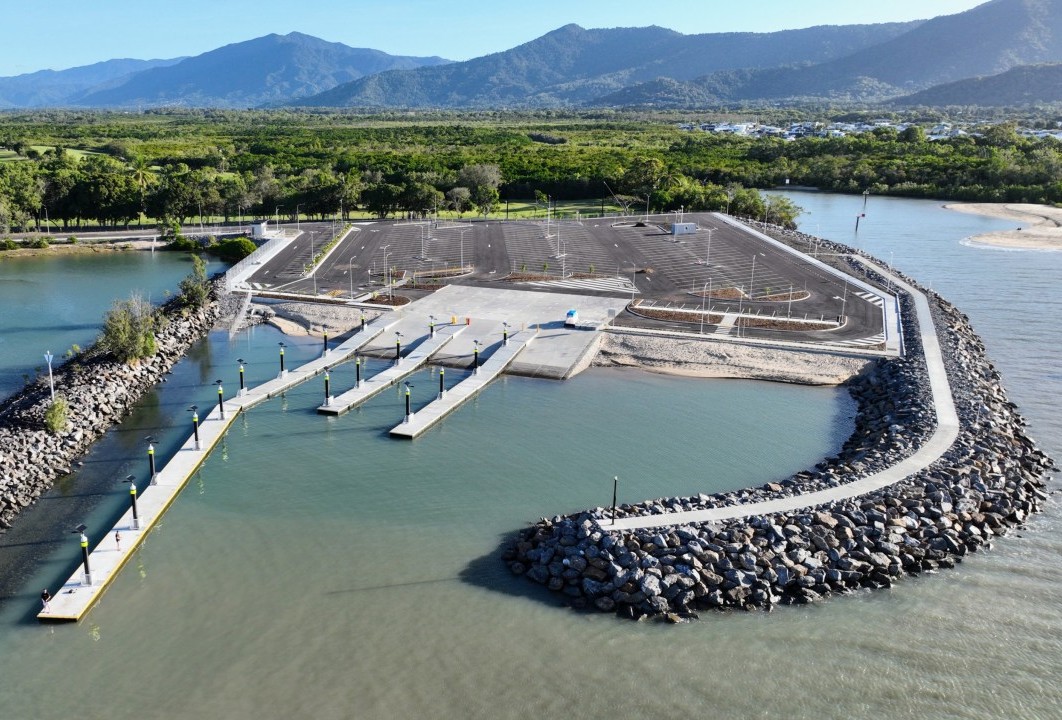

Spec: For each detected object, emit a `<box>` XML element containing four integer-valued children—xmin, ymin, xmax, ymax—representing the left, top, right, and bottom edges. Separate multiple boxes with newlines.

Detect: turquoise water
<box><xmin>0</xmin><ymin>251</ymin><xmax>224</xmax><ymax>400</ymax></box>
<box><xmin>1</xmin><ymin>198</ymin><xmax>1060</xmax><ymax>720</ymax></box>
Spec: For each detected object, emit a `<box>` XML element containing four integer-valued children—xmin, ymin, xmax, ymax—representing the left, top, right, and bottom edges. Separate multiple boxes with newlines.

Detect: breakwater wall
<box><xmin>506</xmin><ymin>245</ymin><xmax>1055</xmax><ymax>621</ymax></box>
<box><xmin>0</xmin><ymin>292</ymin><xmax>221</xmax><ymax>532</ymax></box>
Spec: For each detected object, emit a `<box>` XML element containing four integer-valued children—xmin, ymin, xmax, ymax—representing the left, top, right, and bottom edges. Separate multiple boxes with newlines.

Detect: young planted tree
<box><xmin>102</xmin><ymin>293</ymin><xmax>158</xmax><ymax>363</ymax></box>
<box><xmin>178</xmin><ymin>254</ymin><xmax>210</xmax><ymax>308</ymax></box>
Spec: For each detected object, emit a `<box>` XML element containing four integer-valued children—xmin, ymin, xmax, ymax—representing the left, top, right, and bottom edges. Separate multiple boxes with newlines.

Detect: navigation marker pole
<box><xmin>611</xmin><ymin>476</ymin><xmax>618</xmax><ymax>526</ymax></box>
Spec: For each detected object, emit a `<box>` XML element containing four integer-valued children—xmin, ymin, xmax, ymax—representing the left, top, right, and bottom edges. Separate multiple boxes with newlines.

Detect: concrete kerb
<box><xmin>604</xmin><ymin>258</ymin><xmax>957</xmax><ymax>531</ymax></box>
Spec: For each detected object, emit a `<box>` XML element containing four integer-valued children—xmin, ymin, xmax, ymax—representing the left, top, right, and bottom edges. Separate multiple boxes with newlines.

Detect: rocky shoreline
<box><xmin>0</xmin><ymin>290</ymin><xmax>221</xmax><ymax>532</ymax></box>
<box><xmin>506</xmin><ymin>235</ymin><xmax>1055</xmax><ymax>621</ymax></box>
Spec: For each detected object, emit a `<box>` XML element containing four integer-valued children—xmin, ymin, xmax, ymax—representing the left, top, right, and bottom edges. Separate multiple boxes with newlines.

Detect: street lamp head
<box><xmin>123</xmin><ymin>474</ymin><xmax>135</xmax><ymax>485</ymax></box>
<box><xmin>215</xmin><ymin>379</ymin><xmax>223</xmax><ymax>387</ymax></box>
<box><xmin>278</xmin><ymin>342</ymin><xmax>286</xmax><ymax>348</ymax></box>
<box><xmin>237</xmin><ymin>358</ymin><xmax>245</xmax><ymax>365</ymax></box>
<box><xmin>44</xmin><ymin>351</ymin><xmax>52</xmax><ymax>363</ymax></box>
<box><xmin>188</xmin><ymin>404</ymin><xmax>198</xmax><ymax>412</ymax></box>
<box><xmin>72</xmin><ymin>523</ymin><xmax>87</xmax><ymax>534</ymax></box>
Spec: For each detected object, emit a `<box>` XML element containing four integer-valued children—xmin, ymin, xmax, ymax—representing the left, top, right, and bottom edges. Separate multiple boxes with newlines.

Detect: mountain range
<box><xmin>0</xmin><ymin>33</ymin><xmax>448</xmax><ymax>109</ymax></box>
<box><xmin>2</xmin><ymin>0</ymin><xmax>1062</xmax><ymax>110</ymax></box>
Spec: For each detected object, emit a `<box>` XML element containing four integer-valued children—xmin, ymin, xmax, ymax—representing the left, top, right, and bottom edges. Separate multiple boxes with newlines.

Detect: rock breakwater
<box><xmin>0</xmin><ymin>293</ymin><xmax>221</xmax><ymax>532</ymax></box>
<box><xmin>506</xmin><ymin>253</ymin><xmax>1054</xmax><ymax>621</ymax></box>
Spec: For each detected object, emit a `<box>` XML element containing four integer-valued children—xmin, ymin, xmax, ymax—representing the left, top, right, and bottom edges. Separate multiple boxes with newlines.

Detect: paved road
<box><xmin>606</xmin><ymin>259</ymin><xmax>957</xmax><ymax>530</ymax></box>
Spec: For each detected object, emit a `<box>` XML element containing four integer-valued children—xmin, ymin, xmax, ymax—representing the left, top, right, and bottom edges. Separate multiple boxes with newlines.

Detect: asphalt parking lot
<box><xmin>244</xmin><ymin>213</ymin><xmax>886</xmax><ymax>346</ymax></box>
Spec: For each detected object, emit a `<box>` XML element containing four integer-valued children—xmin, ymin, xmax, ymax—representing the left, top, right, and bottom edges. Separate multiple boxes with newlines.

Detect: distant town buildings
<box><xmin>676</xmin><ymin>119</ymin><xmax>1062</xmax><ymax>142</ymax></box>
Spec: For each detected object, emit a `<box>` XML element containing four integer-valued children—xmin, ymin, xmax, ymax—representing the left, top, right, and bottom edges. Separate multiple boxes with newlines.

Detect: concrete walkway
<box><xmin>317</xmin><ymin>325</ymin><xmax>466</xmax><ymax>416</ymax></box>
<box><xmin>38</xmin><ymin>317</ymin><xmax>395</xmax><ymax>622</ymax></box>
<box><xmin>606</xmin><ymin>261</ymin><xmax>958</xmax><ymax>531</ymax></box>
<box><xmin>389</xmin><ymin>329</ymin><xmax>538</xmax><ymax>438</ymax></box>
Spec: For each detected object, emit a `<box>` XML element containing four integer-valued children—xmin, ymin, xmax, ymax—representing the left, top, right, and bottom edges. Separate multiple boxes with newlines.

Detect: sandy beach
<box><xmin>594</xmin><ymin>331</ymin><xmax>870</xmax><ymax>386</ymax></box>
<box><xmin>945</xmin><ymin>202</ymin><xmax>1062</xmax><ymax>250</ymax></box>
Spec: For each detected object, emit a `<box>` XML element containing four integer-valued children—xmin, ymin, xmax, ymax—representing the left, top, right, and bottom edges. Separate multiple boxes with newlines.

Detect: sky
<box><xmin>1</xmin><ymin>0</ymin><xmax>990</xmax><ymax>77</ymax></box>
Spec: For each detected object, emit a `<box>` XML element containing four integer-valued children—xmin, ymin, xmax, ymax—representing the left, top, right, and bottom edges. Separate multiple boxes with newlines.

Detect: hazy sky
<box><xmin>2</xmin><ymin>0</ymin><xmax>989</xmax><ymax>77</ymax></box>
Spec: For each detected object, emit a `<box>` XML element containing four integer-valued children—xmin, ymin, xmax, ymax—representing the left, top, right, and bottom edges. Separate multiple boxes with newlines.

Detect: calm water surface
<box><xmin>0</xmin><ymin>251</ymin><xmax>223</xmax><ymax>400</ymax></box>
<box><xmin>0</xmin><ymin>198</ymin><xmax>1059</xmax><ymax>720</ymax></box>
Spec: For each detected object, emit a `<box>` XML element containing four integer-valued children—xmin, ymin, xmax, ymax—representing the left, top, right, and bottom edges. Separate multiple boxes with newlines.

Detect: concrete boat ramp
<box><xmin>390</xmin><ymin>328</ymin><xmax>538</xmax><ymax>438</ymax></box>
<box><xmin>317</xmin><ymin>323</ymin><xmax>465</xmax><ymax>415</ymax></box>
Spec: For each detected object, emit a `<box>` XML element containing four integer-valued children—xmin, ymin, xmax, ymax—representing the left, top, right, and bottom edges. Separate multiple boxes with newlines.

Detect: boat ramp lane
<box><xmin>390</xmin><ymin>328</ymin><xmax>538</xmax><ymax>439</ymax></box>
<box><xmin>317</xmin><ymin>324</ymin><xmax>467</xmax><ymax>416</ymax></box>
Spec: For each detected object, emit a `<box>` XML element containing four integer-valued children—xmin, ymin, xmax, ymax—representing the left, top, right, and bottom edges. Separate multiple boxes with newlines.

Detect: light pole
<box><xmin>502</xmin><ymin>321</ymin><xmax>510</xmax><ymax>346</ymax></box>
<box><xmin>700</xmin><ymin>280</ymin><xmax>711</xmax><ymax>335</ymax></box>
<box><xmin>403</xmin><ymin>381</ymin><xmax>414</xmax><ymax>423</ymax></box>
<box><xmin>189</xmin><ymin>405</ymin><xmax>200</xmax><ymax>450</ymax></box>
<box><xmin>43</xmin><ymin>350</ymin><xmax>54</xmax><ymax>401</ymax></box>
<box><xmin>216</xmin><ymin>379</ymin><xmax>225</xmax><ymax>420</ymax></box>
<box><xmin>429</xmin><ymin>315</ymin><xmax>436</xmax><ymax>338</ymax></box>
<box><xmin>278</xmin><ymin>342</ymin><xmax>286</xmax><ymax>376</ymax></box>
<box><xmin>459</xmin><ymin>229</ymin><xmax>468</xmax><ymax>270</ymax></box>
<box><xmin>237</xmin><ymin>358</ymin><xmax>246</xmax><ymax>395</ymax></box>
<box><xmin>146</xmin><ymin>436</ymin><xmax>157</xmax><ymax>485</ymax></box>
<box><xmin>472</xmin><ymin>340</ymin><xmax>480</xmax><ymax>374</ymax></box>
<box><xmin>705</xmin><ymin>228</ymin><xmax>713</xmax><ymax>269</ymax></box>
<box><xmin>394</xmin><ymin>332</ymin><xmax>402</xmax><ymax>365</ymax></box>
<box><xmin>123</xmin><ymin>474</ymin><xmax>140</xmax><ymax>530</ymax></box>
<box><xmin>73</xmin><ymin>524</ymin><xmax>91</xmax><ymax>586</ymax></box>
<box><xmin>349</xmin><ymin>256</ymin><xmax>355</xmax><ymax>299</ymax></box>
<box><xmin>295</xmin><ymin>204</ymin><xmax>301</xmax><ymax>232</ymax></box>
<box><xmin>749</xmin><ymin>254</ymin><xmax>756</xmax><ymax>302</ymax></box>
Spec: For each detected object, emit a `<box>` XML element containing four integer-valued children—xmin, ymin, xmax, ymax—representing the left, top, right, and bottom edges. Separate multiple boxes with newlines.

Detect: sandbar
<box><xmin>945</xmin><ymin>202</ymin><xmax>1062</xmax><ymax>250</ymax></box>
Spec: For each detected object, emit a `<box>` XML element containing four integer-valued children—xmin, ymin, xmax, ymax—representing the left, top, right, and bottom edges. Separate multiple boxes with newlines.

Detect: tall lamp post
<box><xmin>43</xmin><ymin>351</ymin><xmax>54</xmax><ymax>401</ymax></box>
<box><xmin>472</xmin><ymin>340</ymin><xmax>481</xmax><ymax>374</ymax></box>
<box><xmin>237</xmin><ymin>358</ymin><xmax>246</xmax><ymax>395</ymax></box>
<box><xmin>278</xmin><ymin>342</ymin><xmax>287</xmax><ymax>376</ymax></box>
<box><xmin>394</xmin><ymin>332</ymin><xmax>403</xmax><ymax>365</ymax></box>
